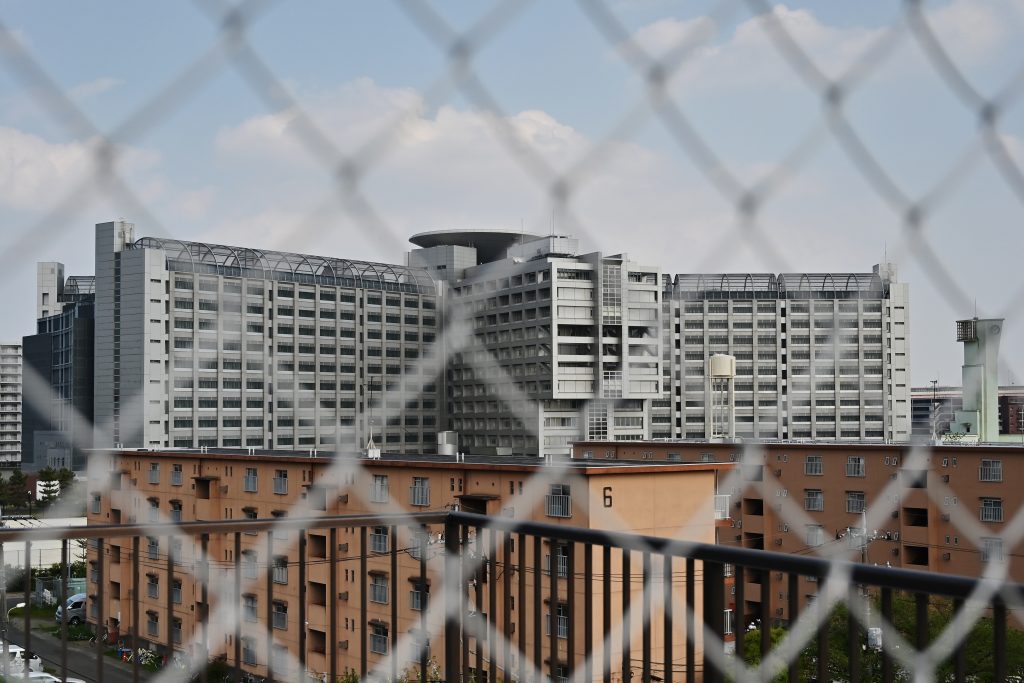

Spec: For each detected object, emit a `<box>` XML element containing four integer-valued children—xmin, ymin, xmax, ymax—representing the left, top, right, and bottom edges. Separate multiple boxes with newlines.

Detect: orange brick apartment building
<box><xmin>573</xmin><ymin>439</ymin><xmax>1024</xmax><ymax>623</ymax></box>
<box><xmin>87</xmin><ymin>450</ymin><xmax>732</xmax><ymax>681</ymax></box>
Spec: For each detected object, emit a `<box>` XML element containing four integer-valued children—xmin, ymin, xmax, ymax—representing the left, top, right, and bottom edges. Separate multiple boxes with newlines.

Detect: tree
<box><xmin>37</xmin><ymin>467</ymin><xmax>60</xmax><ymax>507</ymax></box>
<box><xmin>742</xmin><ymin>592</ymin><xmax>1024</xmax><ymax>682</ymax></box>
<box><xmin>2</xmin><ymin>469</ymin><xmax>28</xmax><ymax>512</ymax></box>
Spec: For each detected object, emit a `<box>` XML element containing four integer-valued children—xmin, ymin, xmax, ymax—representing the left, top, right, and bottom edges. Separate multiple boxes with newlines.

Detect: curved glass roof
<box><xmin>666</xmin><ymin>271</ymin><xmax>886</xmax><ymax>299</ymax></box>
<box><xmin>131</xmin><ymin>237</ymin><xmax>436</xmax><ymax>294</ymax></box>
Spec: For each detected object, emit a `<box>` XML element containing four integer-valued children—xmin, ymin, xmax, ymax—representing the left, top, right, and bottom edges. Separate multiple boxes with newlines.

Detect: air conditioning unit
<box><xmin>942</xmin><ymin>552</ymin><xmax>951</xmax><ymax>561</ymax></box>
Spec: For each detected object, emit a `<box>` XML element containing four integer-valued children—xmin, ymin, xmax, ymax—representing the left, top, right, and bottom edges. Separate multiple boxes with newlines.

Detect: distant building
<box><xmin>411</xmin><ymin>231</ymin><xmax>663</xmax><ymax>457</ymax></box>
<box><xmin>910</xmin><ymin>385</ymin><xmax>1024</xmax><ymax>441</ymax></box>
<box><xmin>92</xmin><ymin>221</ymin><xmax>441</xmax><ymax>453</ymax></box>
<box><xmin>0</xmin><ymin>343</ymin><xmax>21</xmax><ymax>467</ymax></box>
<box><xmin>22</xmin><ymin>263</ymin><xmax>95</xmax><ymax>471</ymax></box>
<box><xmin>656</xmin><ymin>264</ymin><xmax>911</xmax><ymax>442</ymax></box>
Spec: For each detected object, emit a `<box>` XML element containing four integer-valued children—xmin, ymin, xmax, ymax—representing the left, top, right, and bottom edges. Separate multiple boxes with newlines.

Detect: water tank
<box><xmin>709</xmin><ymin>354</ymin><xmax>736</xmax><ymax>378</ymax></box>
<box><xmin>437</xmin><ymin>431</ymin><xmax>458</xmax><ymax>456</ymax></box>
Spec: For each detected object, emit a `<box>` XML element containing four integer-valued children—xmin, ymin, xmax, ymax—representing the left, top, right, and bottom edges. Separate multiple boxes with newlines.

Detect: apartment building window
<box><xmin>979</xmin><ymin>459</ymin><xmax>1003</xmax><ymax>482</ymax></box>
<box><xmin>804</xmin><ymin>490</ymin><xmax>823</xmax><ymax>512</ymax></box>
<box><xmin>170</xmin><ymin>501</ymin><xmax>183</xmax><ymax>523</ymax></box>
<box><xmin>172</xmin><ymin>618</ymin><xmax>182</xmax><ymax>644</ymax></box>
<box><xmin>410</xmin><ymin>477</ymin><xmax>430</xmax><ymax>507</ymax></box>
<box><xmin>545</xmin><ymin>484</ymin><xmax>571</xmax><ymax>518</ymax></box>
<box><xmin>242</xmin><ymin>638</ymin><xmax>257</xmax><ymax>665</ymax></box>
<box><xmin>243</xmin><ymin>595</ymin><xmax>257</xmax><ymax>622</ymax></box>
<box><xmin>90</xmin><ymin>494</ymin><xmax>101</xmax><ymax>515</ymax></box>
<box><xmin>149</xmin><ymin>463</ymin><xmax>160</xmax><ymax>484</ymax></box>
<box><xmin>806</xmin><ymin>525</ymin><xmax>825</xmax><ymax>547</ymax></box>
<box><xmin>243</xmin><ymin>468</ymin><xmax>258</xmax><ymax>492</ymax></box>
<box><xmin>846</xmin><ymin>456</ymin><xmax>866</xmax><ymax>477</ymax></box>
<box><xmin>370</xmin><ymin>526</ymin><xmax>389</xmax><ymax>554</ymax></box>
<box><xmin>242</xmin><ymin>551</ymin><xmax>258</xmax><ymax>580</ymax></box>
<box><xmin>272</xmin><ymin>556</ymin><xmax>288</xmax><ymax>584</ymax></box>
<box><xmin>982</xmin><ymin>537</ymin><xmax>1005</xmax><ymax>564</ymax></box>
<box><xmin>147</xmin><ymin>537</ymin><xmax>159</xmax><ymax>561</ymax></box>
<box><xmin>846</xmin><ymin>492</ymin><xmax>866</xmax><ymax>514</ymax></box>
<box><xmin>273</xmin><ymin>470</ymin><xmax>288</xmax><ymax>495</ymax></box>
<box><xmin>146</xmin><ymin>574</ymin><xmax>158</xmax><ymax>599</ymax></box>
<box><xmin>370</xmin><ymin>623</ymin><xmax>389</xmax><ymax>655</ymax></box>
<box><xmin>410</xmin><ymin>586</ymin><xmax>428</xmax><ymax>611</ymax></box>
<box><xmin>272</xmin><ymin>601</ymin><xmax>287</xmax><ymax>630</ymax></box>
<box><xmin>272</xmin><ymin>645</ymin><xmax>289</xmax><ymax>673</ymax></box>
<box><xmin>545</xmin><ymin>545</ymin><xmax>569</xmax><ymax>578</ymax></box>
<box><xmin>371</xmin><ymin>475</ymin><xmax>389</xmax><ymax>503</ymax></box>
<box><xmin>370</xmin><ymin>574</ymin><xmax>389</xmax><ymax>604</ymax></box>
<box><xmin>724</xmin><ymin>609</ymin><xmax>735</xmax><ymax>636</ymax></box>
<box><xmin>147</xmin><ymin>612</ymin><xmax>159</xmax><ymax>638</ymax></box>
<box><xmin>171</xmin><ymin>579</ymin><xmax>182</xmax><ymax>604</ymax></box>
<box><xmin>545</xmin><ymin>603</ymin><xmax>569</xmax><ymax>639</ymax></box>
<box><xmin>804</xmin><ymin>455</ymin><xmax>823</xmax><ymax>476</ymax></box>
<box><xmin>981</xmin><ymin>498</ymin><xmax>1004</xmax><ymax>523</ymax></box>
<box><xmin>148</xmin><ymin>499</ymin><xmax>159</xmax><ymax>523</ymax></box>
<box><xmin>171</xmin><ymin>464</ymin><xmax>183</xmax><ymax>486</ymax></box>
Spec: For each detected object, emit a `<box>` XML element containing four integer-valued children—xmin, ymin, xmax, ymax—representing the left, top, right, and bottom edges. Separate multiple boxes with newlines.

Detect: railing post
<box><xmin>702</xmin><ymin>560</ymin><xmax>725</xmax><ymax>683</ymax></box>
<box><xmin>444</xmin><ymin>516</ymin><xmax>461</xmax><ymax>683</ymax></box>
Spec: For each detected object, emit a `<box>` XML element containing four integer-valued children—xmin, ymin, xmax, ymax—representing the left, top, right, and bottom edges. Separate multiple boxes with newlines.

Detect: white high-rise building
<box><xmin>0</xmin><ymin>342</ymin><xmax>22</xmax><ymax>466</ymax></box>
<box><xmin>654</xmin><ymin>265</ymin><xmax>910</xmax><ymax>442</ymax></box>
<box><xmin>93</xmin><ymin>221</ymin><xmax>441</xmax><ymax>452</ymax></box>
<box><xmin>412</xmin><ymin>231</ymin><xmax>662</xmax><ymax>457</ymax></box>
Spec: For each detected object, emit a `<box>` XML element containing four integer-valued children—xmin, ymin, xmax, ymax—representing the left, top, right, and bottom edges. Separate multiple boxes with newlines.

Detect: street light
<box><xmin>2</xmin><ymin>601</ymin><xmax>25</xmax><ymax>678</ymax></box>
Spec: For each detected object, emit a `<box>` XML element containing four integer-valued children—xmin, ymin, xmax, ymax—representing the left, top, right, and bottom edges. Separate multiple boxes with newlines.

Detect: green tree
<box><xmin>743</xmin><ymin>592</ymin><xmax>1024</xmax><ymax>682</ymax></box>
<box><xmin>3</xmin><ymin>469</ymin><xmax>28</xmax><ymax>512</ymax></box>
<box><xmin>37</xmin><ymin>467</ymin><xmax>60</xmax><ymax>507</ymax></box>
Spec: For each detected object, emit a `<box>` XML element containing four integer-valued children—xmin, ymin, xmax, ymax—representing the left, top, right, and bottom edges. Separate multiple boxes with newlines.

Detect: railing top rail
<box><xmin>0</xmin><ymin>511</ymin><xmax>447</xmax><ymax>543</ymax></box>
<box><xmin>447</xmin><ymin>512</ymin><xmax>1024</xmax><ymax>602</ymax></box>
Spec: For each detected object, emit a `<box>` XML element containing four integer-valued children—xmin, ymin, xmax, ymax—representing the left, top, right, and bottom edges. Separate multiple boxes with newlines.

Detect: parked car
<box><xmin>4</xmin><ymin>672</ymin><xmax>86</xmax><ymax>683</ymax></box>
<box><xmin>0</xmin><ymin>644</ymin><xmax>44</xmax><ymax>673</ymax></box>
<box><xmin>54</xmin><ymin>592</ymin><xmax>86</xmax><ymax>625</ymax></box>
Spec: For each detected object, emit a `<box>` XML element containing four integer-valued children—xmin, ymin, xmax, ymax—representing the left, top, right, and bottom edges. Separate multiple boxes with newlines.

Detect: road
<box><xmin>3</xmin><ymin>596</ymin><xmax>143</xmax><ymax>683</ymax></box>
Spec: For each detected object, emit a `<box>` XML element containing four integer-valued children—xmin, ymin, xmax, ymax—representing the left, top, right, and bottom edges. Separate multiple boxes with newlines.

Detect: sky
<box><xmin>1</xmin><ymin>0</ymin><xmax>1023</xmax><ymax>386</ymax></box>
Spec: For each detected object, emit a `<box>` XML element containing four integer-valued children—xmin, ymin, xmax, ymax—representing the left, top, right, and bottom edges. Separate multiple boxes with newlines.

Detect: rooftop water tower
<box><xmin>709</xmin><ymin>354</ymin><xmax>736</xmax><ymax>440</ymax></box>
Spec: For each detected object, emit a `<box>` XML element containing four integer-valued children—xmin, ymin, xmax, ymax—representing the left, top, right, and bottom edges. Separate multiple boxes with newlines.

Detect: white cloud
<box><xmin>68</xmin><ymin>76</ymin><xmax>123</xmax><ymax>101</ymax></box>
<box><xmin>624</xmin><ymin>16</ymin><xmax>717</xmax><ymax>61</ymax></box>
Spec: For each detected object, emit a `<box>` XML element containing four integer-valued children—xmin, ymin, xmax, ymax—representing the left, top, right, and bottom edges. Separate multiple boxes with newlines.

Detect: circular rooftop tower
<box><xmin>409</xmin><ymin>229</ymin><xmax>543</xmax><ymax>264</ymax></box>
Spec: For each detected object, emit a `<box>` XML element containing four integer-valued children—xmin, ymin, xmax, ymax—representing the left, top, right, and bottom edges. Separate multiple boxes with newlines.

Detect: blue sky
<box><xmin>1</xmin><ymin>0</ymin><xmax>1023</xmax><ymax>386</ymax></box>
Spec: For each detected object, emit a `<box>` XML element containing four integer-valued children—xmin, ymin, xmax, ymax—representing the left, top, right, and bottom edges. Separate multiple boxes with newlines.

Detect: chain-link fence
<box><xmin>3</xmin><ymin>1</ymin><xmax>1024</xmax><ymax>681</ymax></box>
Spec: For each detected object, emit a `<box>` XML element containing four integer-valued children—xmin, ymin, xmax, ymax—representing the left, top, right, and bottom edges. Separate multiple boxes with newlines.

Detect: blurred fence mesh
<box><xmin>2</xmin><ymin>0</ymin><xmax>1024</xmax><ymax>681</ymax></box>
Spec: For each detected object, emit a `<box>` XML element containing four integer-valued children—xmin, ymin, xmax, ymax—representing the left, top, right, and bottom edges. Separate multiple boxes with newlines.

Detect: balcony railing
<box><xmin>20</xmin><ymin>509</ymin><xmax>1024</xmax><ymax>683</ymax></box>
<box><xmin>714</xmin><ymin>494</ymin><xmax>730</xmax><ymax>520</ymax></box>
<box><xmin>545</xmin><ymin>493</ymin><xmax>571</xmax><ymax>518</ymax></box>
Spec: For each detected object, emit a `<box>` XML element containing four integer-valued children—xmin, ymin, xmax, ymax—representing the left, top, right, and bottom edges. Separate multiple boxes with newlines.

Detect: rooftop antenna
<box><xmin>550</xmin><ymin>207</ymin><xmax>555</xmax><ymax>237</ymax></box>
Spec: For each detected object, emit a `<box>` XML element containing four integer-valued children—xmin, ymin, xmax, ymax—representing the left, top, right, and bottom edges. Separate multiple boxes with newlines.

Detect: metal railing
<box><xmin>713</xmin><ymin>494</ymin><xmax>730</xmax><ymax>520</ymax></box>
<box><xmin>3</xmin><ymin>511</ymin><xmax>1022</xmax><ymax>683</ymax></box>
<box><xmin>544</xmin><ymin>493</ymin><xmax>571</xmax><ymax>518</ymax></box>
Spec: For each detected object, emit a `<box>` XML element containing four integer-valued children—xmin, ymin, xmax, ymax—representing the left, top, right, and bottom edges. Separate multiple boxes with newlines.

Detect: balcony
<box><xmin>32</xmin><ymin>509</ymin><xmax>1024</xmax><ymax>683</ymax></box>
<box><xmin>714</xmin><ymin>494</ymin><xmax>730</xmax><ymax>520</ymax></box>
<box><xmin>544</xmin><ymin>494</ymin><xmax>571</xmax><ymax>518</ymax></box>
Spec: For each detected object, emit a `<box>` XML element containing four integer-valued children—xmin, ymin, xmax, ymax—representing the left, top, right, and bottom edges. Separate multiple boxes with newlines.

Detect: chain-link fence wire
<box><xmin>3</xmin><ymin>0</ymin><xmax>1024</xmax><ymax>680</ymax></box>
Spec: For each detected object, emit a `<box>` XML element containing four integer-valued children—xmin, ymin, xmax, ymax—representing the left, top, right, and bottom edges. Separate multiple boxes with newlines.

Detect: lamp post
<box><xmin>2</xmin><ymin>600</ymin><xmax>25</xmax><ymax>678</ymax></box>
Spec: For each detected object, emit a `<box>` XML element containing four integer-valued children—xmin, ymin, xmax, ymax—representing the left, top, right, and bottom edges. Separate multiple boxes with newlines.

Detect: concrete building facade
<box><xmin>0</xmin><ymin>343</ymin><xmax>21</xmax><ymax>466</ymax></box>
<box><xmin>86</xmin><ymin>449</ymin><xmax>728</xmax><ymax>681</ymax></box>
<box><xmin>419</xmin><ymin>234</ymin><xmax>663</xmax><ymax>457</ymax></box>
<box><xmin>654</xmin><ymin>264</ymin><xmax>911</xmax><ymax>442</ymax></box>
<box><xmin>22</xmin><ymin>263</ymin><xmax>95</xmax><ymax>471</ymax></box>
<box><xmin>92</xmin><ymin>221</ymin><xmax>442</xmax><ymax>454</ymax></box>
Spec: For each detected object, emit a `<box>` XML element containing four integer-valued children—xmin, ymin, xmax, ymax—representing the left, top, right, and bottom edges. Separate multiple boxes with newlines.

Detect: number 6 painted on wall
<box><xmin>603</xmin><ymin>486</ymin><xmax>612</xmax><ymax>508</ymax></box>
